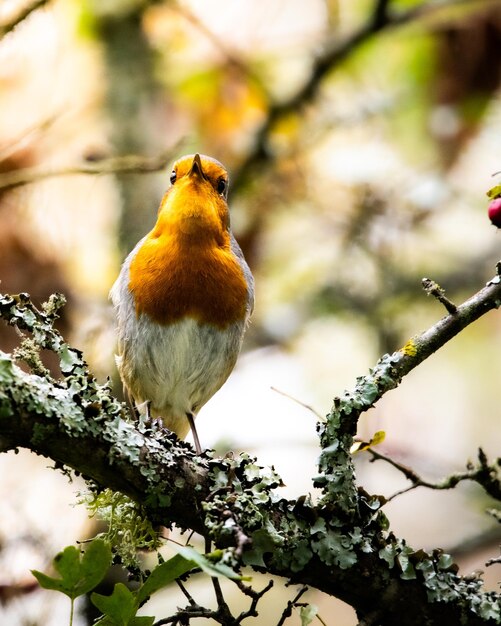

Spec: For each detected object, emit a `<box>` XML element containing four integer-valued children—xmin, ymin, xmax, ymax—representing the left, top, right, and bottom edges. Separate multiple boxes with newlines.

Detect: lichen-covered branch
<box><xmin>315</xmin><ymin>271</ymin><xmax>501</xmax><ymax>513</ymax></box>
<box><xmin>0</xmin><ymin>286</ymin><xmax>500</xmax><ymax>625</ymax></box>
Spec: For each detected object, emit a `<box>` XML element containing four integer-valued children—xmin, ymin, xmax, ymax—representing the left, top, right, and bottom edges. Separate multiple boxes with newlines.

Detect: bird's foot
<box><xmin>186</xmin><ymin>412</ymin><xmax>202</xmax><ymax>455</ymax></box>
<box><xmin>149</xmin><ymin>416</ymin><xmax>164</xmax><ymax>430</ymax></box>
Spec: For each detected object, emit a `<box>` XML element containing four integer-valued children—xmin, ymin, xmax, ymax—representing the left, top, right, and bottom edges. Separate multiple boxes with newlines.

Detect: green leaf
<box><xmin>139</xmin><ymin>547</ymin><xmax>248</xmax><ymax>609</ymax></box>
<box><xmin>31</xmin><ymin>569</ymin><xmax>72</xmax><ymax>596</ymax></box>
<box><xmin>351</xmin><ymin>430</ymin><xmax>386</xmax><ymax>454</ymax></box>
<box><xmin>136</xmin><ymin>554</ymin><xmax>195</xmax><ymax>605</ymax></box>
<box><xmin>32</xmin><ymin>540</ymin><xmax>111</xmax><ymax>600</ymax></box>
<box><xmin>300</xmin><ymin>604</ymin><xmax>318</xmax><ymax>626</ymax></box>
<box><xmin>486</xmin><ymin>184</ymin><xmax>501</xmax><ymax>199</ymax></box>
<box><xmin>78</xmin><ymin>539</ymin><xmax>113</xmax><ymax>591</ymax></box>
<box><xmin>94</xmin><ymin>619</ymin><xmax>154</xmax><ymax>626</ymax></box>
<box><xmin>176</xmin><ymin>546</ymin><xmax>245</xmax><ymax>580</ymax></box>
<box><xmin>92</xmin><ymin>582</ymin><xmax>154</xmax><ymax>626</ymax></box>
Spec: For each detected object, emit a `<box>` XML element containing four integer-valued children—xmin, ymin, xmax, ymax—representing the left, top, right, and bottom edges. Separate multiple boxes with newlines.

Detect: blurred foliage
<box><xmin>2</xmin><ymin>0</ymin><xmax>501</xmax><ymax>354</ymax></box>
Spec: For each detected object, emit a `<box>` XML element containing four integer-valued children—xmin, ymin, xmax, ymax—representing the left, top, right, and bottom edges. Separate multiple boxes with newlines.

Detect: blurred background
<box><xmin>0</xmin><ymin>0</ymin><xmax>501</xmax><ymax>623</ymax></box>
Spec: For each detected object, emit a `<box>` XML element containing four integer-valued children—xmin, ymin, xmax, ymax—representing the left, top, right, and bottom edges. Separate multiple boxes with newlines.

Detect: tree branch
<box><xmin>0</xmin><ymin>0</ymin><xmax>50</xmax><ymax>41</ymax></box>
<box><xmin>231</xmin><ymin>0</ymin><xmax>494</xmax><ymax>193</ymax></box>
<box><xmin>275</xmin><ymin>586</ymin><xmax>308</xmax><ymax>626</ymax></box>
<box><xmin>367</xmin><ymin>447</ymin><xmax>501</xmax><ymax>501</ymax></box>
<box><xmin>0</xmin><ymin>149</ymin><xmax>179</xmax><ymax>193</ymax></box>
<box><xmin>322</xmin><ymin>270</ymin><xmax>501</xmax><ymax>441</ymax></box>
<box><xmin>234</xmin><ymin>580</ymin><xmax>274</xmax><ymax>623</ymax></box>
<box><xmin>315</xmin><ymin>270</ymin><xmax>501</xmax><ymax>520</ymax></box>
<box><xmin>422</xmin><ymin>277</ymin><xmax>458</xmax><ymax>314</ymax></box>
<box><xmin>372</xmin><ymin>0</ymin><xmax>393</xmax><ymax>29</ymax></box>
<box><xmin>0</xmin><ymin>274</ymin><xmax>500</xmax><ymax>625</ymax></box>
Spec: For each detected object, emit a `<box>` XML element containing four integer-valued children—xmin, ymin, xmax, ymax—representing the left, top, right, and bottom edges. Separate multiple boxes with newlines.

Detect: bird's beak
<box><xmin>188</xmin><ymin>154</ymin><xmax>206</xmax><ymax>180</ymax></box>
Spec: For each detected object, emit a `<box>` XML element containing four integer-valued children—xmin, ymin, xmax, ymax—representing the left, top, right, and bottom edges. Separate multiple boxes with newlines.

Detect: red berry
<box><xmin>488</xmin><ymin>198</ymin><xmax>501</xmax><ymax>228</ymax></box>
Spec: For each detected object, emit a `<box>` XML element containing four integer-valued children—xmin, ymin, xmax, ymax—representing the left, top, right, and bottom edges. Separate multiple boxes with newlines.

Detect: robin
<box><xmin>110</xmin><ymin>153</ymin><xmax>254</xmax><ymax>454</ymax></box>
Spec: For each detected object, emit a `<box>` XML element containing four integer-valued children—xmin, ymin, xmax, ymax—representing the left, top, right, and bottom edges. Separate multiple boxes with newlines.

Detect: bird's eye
<box><xmin>170</xmin><ymin>170</ymin><xmax>177</xmax><ymax>184</ymax></box>
<box><xmin>217</xmin><ymin>178</ymin><xmax>227</xmax><ymax>196</ymax></box>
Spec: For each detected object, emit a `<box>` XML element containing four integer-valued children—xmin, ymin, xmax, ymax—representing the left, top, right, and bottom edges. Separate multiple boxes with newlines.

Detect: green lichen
<box><xmin>315</xmin><ymin>351</ymin><xmax>404</xmax><ymax>516</ymax></box>
<box><xmin>0</xmin><ymin>294</ymin><xmax>201</xmax><ymax>545</ymax></box>
<box><xmin>0</xmin><ymin>350</ymin><xmax>15</xmax><ymax>381</ymax></box>
<box><xmin>311</xmin><ymin>529</ymin><xmax>358</xmax><ymax>569</ymax></box>
<box><xmin>377</xmin><ymin>536</ymin><xmax>500</xmax><ymax>622</ymax></box>
<box><xmin>205</xmin><ymin>452</ymin><xmax>379</xmax><ymax>579</ymax></box>
<box><xmin>0</xmin><ymin>293</ymin><xmax>67</xmax><ymax>362</ymax></box>
<box><xmin>82</xmin><ymin>489</ymin><xmax>160</xmax><ymax>568</ymax></box>
<box><xmin>203</xmin><ymin>454</ymin><xmax>286</xmax><ymax>563</ymax></box>
<box><xmin>2</xmin><ymin>293</ymin><xmax>499</xmax><ymax>623</ymax></box>
<box><xmin>289</xmin><ymin>539</ymin><xmax>313</xmax><ymax>573</ymax></box>
<box><xmin>204</xmin><ymin>441</ymin><xmax>500</xmax><ymax>622</ymax></box>
<box><xmin>13</xmin><ymin>337</ymin><xmax>50</xmax><ymax>377</ymax></box>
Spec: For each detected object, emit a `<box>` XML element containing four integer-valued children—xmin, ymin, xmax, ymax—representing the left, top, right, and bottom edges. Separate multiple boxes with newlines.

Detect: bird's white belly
<box><xmin>117</xmin><ymin>315</ymin><xmax>245</xmax><ymax>438</ymax></box>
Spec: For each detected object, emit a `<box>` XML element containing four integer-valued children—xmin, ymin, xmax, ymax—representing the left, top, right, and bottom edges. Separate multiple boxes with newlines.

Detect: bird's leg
<box><xmin>145</xmin><ymin>400</ymin><xmax>166</xmax><ymax>430</ymax></box>
<box><xmin>186</xmin><ymin>412</ymin><xmax>202</xmax><ymax>455</ymax></box>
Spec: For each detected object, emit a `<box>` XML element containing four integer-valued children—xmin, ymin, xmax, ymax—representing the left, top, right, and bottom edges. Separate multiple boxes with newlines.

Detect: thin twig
<box><xmin>0</xmin><ymin>0</ymin><xmax>49</xmax><ymax>41</ymax></box>
<box><xmin>422</xmin><ymin>277</ymin><xmax>458</xmax><ymax>314</ymax></box>
<box><xmin>367</xmin><ymin>448</ymin><xmax>424</xmax><ymax>490</ymax></box>
<box><xmin>0</xmin><ymin>149</ymin><xmax>180</xmax><ymax>193</ymax></box>
<box><xmin>153</xmin><ymin>604</ymin><xmax>217</xmax><ymax>625</ymax></box>
<box><xmin>276</xmin><ymin>586</ymin><xmax>309</xmax><ymax>626</ymax></box>
<box><xmin>175</xmin><ymin>579</ymin><xmax>198</xmax><ymax>607</ymax></box>
<box><xmin>316</xmin><ymin>613</ymin><xmax>328</xmax><ymax>626</ymax></box>
<box><xmin>204</xmin><ymin>536</ymin><xmax>238</xmax><ymax>625</ymax></box>
<box><xmin>235</xmin><ymin>579</ymin><xmax>274</xmax><ymax>623</ymax></box>
<box><xmin>0</xmin><ymin>114</ymin><xmax>60</xmax><ymax>163</ymax></box>
<box><xmin>326</xmin><ymin>266</ymin><xmax>501</xmax><ymax>442</ymax></box>
<box><xmin>367</xmin><ymin>447</ymin><xmax>501</xmax><ymax>502</ymax></box>
<box><xmin>485</xmin><ymin>554</ymin><xmax>501</xmax><ymax>567</ymax></box>
<box><xmin>271</xmin><ymin>386</ymin><xmax>325</xmax><ymax>421</ymax></box>
<box><xmin>212</xmin><ymin>576</ymin><xmax>228</xmax><ymax>612</ymax></box>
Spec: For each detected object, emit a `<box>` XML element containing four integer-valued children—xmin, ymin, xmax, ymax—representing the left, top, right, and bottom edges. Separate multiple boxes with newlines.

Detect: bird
<box><xmin>110</xmin><ymin>153</ymin><xmax>254</xmax><ymax>454</ymax></box>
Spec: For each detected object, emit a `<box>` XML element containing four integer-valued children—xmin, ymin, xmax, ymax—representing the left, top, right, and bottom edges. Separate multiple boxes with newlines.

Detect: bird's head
<box><xmin>155</xmin><ymin>153</ymin><xmax>231</xmax><ymax>243</ymax></box>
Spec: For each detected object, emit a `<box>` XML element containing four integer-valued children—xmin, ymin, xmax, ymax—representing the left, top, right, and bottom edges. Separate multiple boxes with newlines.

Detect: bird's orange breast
<box><xmin>128</xmin><ymin>231</ymin><xmax>249</xmax><ymax>329</ymax></box>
